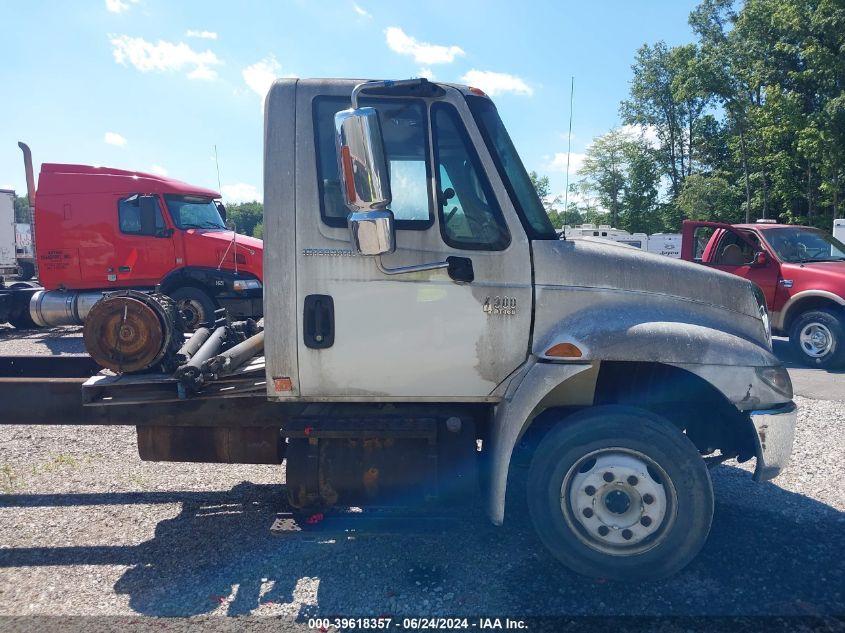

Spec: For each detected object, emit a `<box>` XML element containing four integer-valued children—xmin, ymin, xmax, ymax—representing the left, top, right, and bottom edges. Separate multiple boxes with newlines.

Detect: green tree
<box><xmin>13</xmin><ymin>194</ymin><xmax>31</xmax><ymax>223</ymax></box>
<box><xmin>677</xmin><ymin>173</ymin><xmax>741</xmax><ymax>222</ymax></box>
<box><xmin>528</xmin><ymin>171</ymin><xmax>564</xmax><ymax>229</ymax></box>
<box><xmin>224</xmin><ymin>201</ymin><xmax>263</xmax><ymax>238</ymax></box>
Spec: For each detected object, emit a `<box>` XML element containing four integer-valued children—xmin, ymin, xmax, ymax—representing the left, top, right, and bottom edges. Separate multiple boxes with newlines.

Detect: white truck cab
<box><xmin>250</xmin><ymin>78</ymin><xmax>797</xmax><ymax>580</ymax></box>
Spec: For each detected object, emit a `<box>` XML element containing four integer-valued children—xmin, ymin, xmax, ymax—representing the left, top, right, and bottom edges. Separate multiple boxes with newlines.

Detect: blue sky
<box><xmin>1</xmin><ymin>1</ymin><xmax>699</xmax><ymax>204</ymax></box>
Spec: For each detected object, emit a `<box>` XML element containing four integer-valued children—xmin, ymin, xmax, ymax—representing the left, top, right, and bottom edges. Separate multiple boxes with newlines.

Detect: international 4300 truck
<box><xmin>1</xmin><ymin>78</ymin><xmax>797</xmax><ymax>581</ymax></box>
<box><xmin>0</xmin><ymin>144</ymin><xmax>263</xmax><ymax>329</ymax></box>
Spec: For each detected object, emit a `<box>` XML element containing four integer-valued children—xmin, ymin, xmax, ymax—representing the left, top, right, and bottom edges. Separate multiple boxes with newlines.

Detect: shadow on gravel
<box><xmin>0</xmin><ymin>324</ymin><xmax>85</xmax><ymax>355</ymax></box>
<box><xmin>0</xmin><ymin>467</ymin><xmax>842</xmax><ymax>618</ymax></box>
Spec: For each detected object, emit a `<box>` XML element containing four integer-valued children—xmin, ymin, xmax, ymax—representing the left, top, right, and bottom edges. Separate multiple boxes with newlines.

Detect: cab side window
<box><xmin>432</xmin><ymin>104</ymin><xmax>510</xmax><ymax>251</ymax></box>
<box><xmin>714</xmin><ymin>230</ymin><xmax>758</xmax><ymax>266</ymax></box>
<box><xmin>118</xmin><ymin>195</ymin><xmax>165</xmax><ymax>236</ymax></box>
<box><xmin>314</xmin><ymin>97</ymin><xmax>433</xmax><ymax>229</ymax></box>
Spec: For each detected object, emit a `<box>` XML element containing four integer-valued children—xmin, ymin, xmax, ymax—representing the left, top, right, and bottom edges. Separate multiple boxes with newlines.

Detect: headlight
<box><xmin>751</xmin><ymin>283</ymin><xmax>772</xmax><ymax>348</ymax></box>
<box><xmin>232</xmin><ymin>279</ymin><xmax>262</xmax><ymax>292</ymax></box>
<box><xmin>755</xmin><ymin>366</ymin><xmax>793</xmax><ymax>400</ymax></box>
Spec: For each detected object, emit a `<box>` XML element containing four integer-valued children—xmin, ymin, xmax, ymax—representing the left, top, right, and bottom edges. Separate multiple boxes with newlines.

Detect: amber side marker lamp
<box><xmin>545</xmin><ymin>343</ymin><xmax>583</xmax><ymax>358</ymax></box>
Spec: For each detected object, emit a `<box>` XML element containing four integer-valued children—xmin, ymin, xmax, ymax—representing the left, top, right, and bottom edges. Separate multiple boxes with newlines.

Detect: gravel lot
<box><xmin>0</xmin><ymin>324</ymin><xmax>843</xmax><ymax>623</ymax></box>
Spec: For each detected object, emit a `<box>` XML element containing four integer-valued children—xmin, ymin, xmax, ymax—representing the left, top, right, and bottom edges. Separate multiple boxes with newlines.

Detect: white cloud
<box><xmin>620</xmin><ymin>123</ymin><xmax>659</xmax><ymax>147</ymax></box>
<box><xmin>185</xmin><ymin>30</ymin><xmax>218</xmax><ymax>40</ymax></box>
<box><xmin>105</xmin><ymin>0</ymin><xmax>138</xmax><ymax>13</ymax></box>
<box><xmin>384</xmin><ymin>27</ymin><xmax>464</xmax><ymax>65</ymax></box>
<box><xmin>242</xmin><ymin>56</ymin><xmax>296</xmax><ymax>100</ymax></box>
<box><xmin>221</xmin><ymin>183</ymin><xmax>261</xmax><ymax>203</ymax></box>
<box><xmin>104</xmin><ymin>132</ymin><xmax>127</xmax><ymax>147</ymax></box>
<box><xmin>460</xmin><ymin>70</ymin><xmax>533</xmax><ymax>96</ymax></box>
<box><xmin>149</xmin><ymin>164</ymin><xmax>168</xmax><ymax>176</ymax></box>
<box><xmin>109</xmin><ymin>34</ymin><xmax>222</xmax><ymax>81</ymax></box>
<box><xmin>547</xmin><ymin>151</ymin><xmax>586</xmax><ymax>176</ymax></box>
<box><xmin>418</xmin><ymin>67</ymin><xmax>434</xmax><ymax>80</ymax></box>
<box><xmin>353</xmin><ymin>3</ymin><xmax>371</xmax><ymax>17</ymax></box>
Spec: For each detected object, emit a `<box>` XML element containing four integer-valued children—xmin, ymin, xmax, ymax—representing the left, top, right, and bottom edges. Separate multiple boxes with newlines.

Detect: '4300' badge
<box><xmin>483</xmin><ymin>296</ymin><xmax>517</xmax><ymax>316</ymax></box>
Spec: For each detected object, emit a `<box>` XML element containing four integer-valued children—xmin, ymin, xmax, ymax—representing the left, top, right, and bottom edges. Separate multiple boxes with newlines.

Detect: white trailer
<box><xmin>561</xmin><ymin>224</ymin><xmax>682</xmax><ymax>258</ymax></box>
<box><xmin>0</xmin><ymin>190</ymin><xmax>18</xmax><ymax>277</ymax></box>
<box><xmin>835</xmin><ymin>219</ymin><xmax>845</xmax><ymax>243</ymax></box>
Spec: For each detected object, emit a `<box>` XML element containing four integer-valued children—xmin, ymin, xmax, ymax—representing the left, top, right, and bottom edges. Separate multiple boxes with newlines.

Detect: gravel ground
<box><xmin>0</xmin><ymin>324</ymin><xmax>843</xmax><ymax>624</ymax></box>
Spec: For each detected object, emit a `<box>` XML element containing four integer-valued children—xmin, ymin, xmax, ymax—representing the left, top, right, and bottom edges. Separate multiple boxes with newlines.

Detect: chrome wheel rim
<box><xmin>799</xmin><ymin>323</ymin><xmax>833</xmax><ymax>358</ymax></box>
<box><xmin>561</xmin><ymin>448</ymin><xmax>676</xmax><ymax>556</ymax></box>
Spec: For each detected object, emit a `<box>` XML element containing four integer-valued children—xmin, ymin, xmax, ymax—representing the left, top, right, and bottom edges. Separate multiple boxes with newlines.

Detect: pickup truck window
<box><xmin>763</xmin><ymin>227</ymin><xmax>845</xmax><ymax>263</ymax></box>
<box><xmin>432</xmin><ymin>103</ymin><xmax>510</xmax><ymax>251</ymax></box>
<box><xmin>714</xmin><ymin>230</ymin><xmax>760</xmax><ymax>266</ymax></box>
<box><xmin>466</xmin><ymin>95</ymin><xmax>558</xmax><ymax>240</ymax></box>
<box><xmin>314</xmin><ymin>97</ymin><xmax>433</xmax><ymax>230</ymax></box>
<box><xmin>118</xmin><ymin>195</ymin><xmax>165</xmax><ymax>236</ymax></box>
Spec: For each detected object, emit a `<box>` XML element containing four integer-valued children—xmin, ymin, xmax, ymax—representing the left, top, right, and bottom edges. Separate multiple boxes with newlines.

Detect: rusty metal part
<box><xmin>136</xmin><ymin>426</ymin><xmax>284</xmax><ymax>464</ymax></box>
<box><xmin>83</xmin><ymin>291</ymin><xmax>182</xmax><ymax>373</ymax></box>
<box><xmin>173</xmin><ymin>325</ymin><xmax>228</xmax><ymax>391</ymax></box>
<box><xmin>284</xmin><ymin>417</ymin><xmax>477</xmax><ymax>511</ymax></box>
<box><xmin>203</xmin><ymin>331</ymin><xmax>264</xmax><ymax>377</ymax></box>
<box><xmin>176</xmin><ymin>327</ymin><xmax>210</xmax><ymax>363</ymax></box>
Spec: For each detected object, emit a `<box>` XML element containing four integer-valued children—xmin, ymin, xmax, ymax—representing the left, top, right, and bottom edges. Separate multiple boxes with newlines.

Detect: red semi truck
<box><xmin>0</xmin><ymin>144</ymin><xmax>263</xmax><ymax>329</ymax></box>
<box><xmin>681</xmin><ymin>219</ymin><xmax>845</xmax><ymax>368</ymax></box>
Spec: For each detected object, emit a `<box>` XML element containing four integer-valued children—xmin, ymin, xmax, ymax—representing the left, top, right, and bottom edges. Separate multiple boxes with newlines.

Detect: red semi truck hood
<box><xmin>182</xmin><ymin>229</ymin><xmax>264</xmax><ymax>280</ymax></box>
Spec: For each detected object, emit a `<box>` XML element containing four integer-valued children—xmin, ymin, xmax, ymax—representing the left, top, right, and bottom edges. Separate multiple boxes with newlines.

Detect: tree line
<box><xmin>540</xmin><ymin>0</ymin><xmax>845</xmax><ymax>234</ymax></box>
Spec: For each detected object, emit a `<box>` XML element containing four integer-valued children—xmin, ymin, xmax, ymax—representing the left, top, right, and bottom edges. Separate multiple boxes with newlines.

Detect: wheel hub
<box><xmin>799</xmin><ymin>323</ymin><xmax>833</xmax><ymax>358</ymax></box>
<box><xmin>563</xmin><ymin>451</ymin><xmax>673</xmax><ymax>554</ymax></box>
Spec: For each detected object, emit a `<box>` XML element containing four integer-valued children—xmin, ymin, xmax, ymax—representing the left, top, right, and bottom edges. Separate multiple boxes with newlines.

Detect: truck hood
<box><xmin>781</xmin><ymin>260</ymin><xmax>845</xmax><ymax>294</ymax></box>
<box><xmin>182</xmin><ymin>230</ymin><xmax>264</xmax><ymax>280</ymax></box>
<box><xmin>533</xmin><ymin>237</ymin><xmax>762</xmax><ymax>319</ymax></box>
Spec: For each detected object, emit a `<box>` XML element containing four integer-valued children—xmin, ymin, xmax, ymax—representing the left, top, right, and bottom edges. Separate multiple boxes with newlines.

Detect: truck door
<box><xmin>685</xmin><ymin>222</ymin><xmax>780</xmax><ymax>307</ymax></box>
<box><xmin>109</xmin><ymin>194</ymin><xmax>176</xmax><ymax>287</ymax></box>
<box><xmin>292</xmin><ymin>85</ymin><xmax>532</xmax><ymax>399</ymax></box>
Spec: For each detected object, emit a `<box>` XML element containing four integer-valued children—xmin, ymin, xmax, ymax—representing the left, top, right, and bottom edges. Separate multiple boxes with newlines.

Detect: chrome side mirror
<box><xmin>349</xmin><ymin>209</ymin><xmax>395</xmax><ymax>256</ymax></box>
<box><xmin>334</xmin><ymin>107</ymin><xmax>391</xmax><ymax>212</ymax></box>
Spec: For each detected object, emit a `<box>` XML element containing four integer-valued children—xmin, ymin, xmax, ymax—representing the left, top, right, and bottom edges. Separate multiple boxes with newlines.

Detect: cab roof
<box><xmin>38</xmin><ymin>163</ymin><xmax>220</xmax><ymax>199</ymax></box>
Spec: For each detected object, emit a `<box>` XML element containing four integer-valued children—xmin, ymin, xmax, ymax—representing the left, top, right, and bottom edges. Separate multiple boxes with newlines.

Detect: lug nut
<box><xmin>621</xmin><ymin>529</ymin><xmax>633</xmax><ymax>540</ymax></box>
<box><xmin>643</xmin><ymin>494</ymin><xmax>655</xmax><ymax>505</ymax></box>
<box><xmin>584</xmin><ymin>485</ymin><xmax>596</xmax><ymax>496</ymax></box>
<box><xmin>583</xmin><ymin>507</ymin><xmax>594</xmax><ymax>518</ymax></box>
<box><xmin>627</xmin><ymin>475</ymin><xmax>639</xmax><ymax>486</ymax></box>
<box><xmin>603</xmin><ymin>472</ymin><xmax>614</xmax><ymax>482</ymax></box>
<box><xmin>597</xmin><ymin>525</ymin><xmax>609</xmax><ymax>537</ymax></box>
<box><xmin>640</xmin><ymin>516</ymin><xmax>652</xmax><ymax>527</ymax></box>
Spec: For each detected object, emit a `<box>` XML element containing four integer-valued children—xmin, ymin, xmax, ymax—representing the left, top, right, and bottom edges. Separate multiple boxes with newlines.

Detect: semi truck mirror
<box><xmin>349</xmin><ymin>209</ymin><xmax>395</xmax><ymax>256</ymax></box>
<box><xmin>215</xmin><ymin>200</ymin><xmax>227</xmax><ymax>222</ymax></box>
<box><xmin>334</xmin><ymin>107</ymin><xmax>392</xmax><ymax>213</ymax></box>
<box><xmin>138</xmin><ymin>196</ymin><xmax>159</xmax><ymax>236</ymax></box>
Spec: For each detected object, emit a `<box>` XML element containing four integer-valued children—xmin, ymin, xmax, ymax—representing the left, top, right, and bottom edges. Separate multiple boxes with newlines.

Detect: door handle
<box><xmin>303</xmin><ymin>294</ymin><xmax>334</xmax><ymax>349</ymax></box>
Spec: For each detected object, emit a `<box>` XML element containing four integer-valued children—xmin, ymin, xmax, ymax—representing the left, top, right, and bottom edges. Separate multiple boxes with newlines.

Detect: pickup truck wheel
<box><xmin>169</xmin><ymin>287</ymin><xmax>216</xmax><ymax>330</ymax></box>
<box><xmin>789</xmin><ymin>309</ymin><xmax>845</xmax><ymax>369</ymax></box>
<box><xmin>527</xmin><ymin>408</ymin><xmax>713</xmax><ymax>581</ymax></box>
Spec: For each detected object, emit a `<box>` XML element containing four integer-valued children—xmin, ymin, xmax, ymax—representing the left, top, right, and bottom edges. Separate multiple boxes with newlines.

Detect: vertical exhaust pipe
<box><xmin>18</xmin><ymin>142</ymin><xmax>38</xmax><ymax>278</ymax></box>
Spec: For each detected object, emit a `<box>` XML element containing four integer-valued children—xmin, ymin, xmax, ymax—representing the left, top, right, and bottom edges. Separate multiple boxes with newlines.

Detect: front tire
<box><xmin>789</xmin><ymin>309</ymin><xmax>845</xmax><ymax>369</ymax></box>
<box><xmin>527</xmin><ymin>407</ymin><xmax>713</xmax><ymax>581</ymax></box>
<box><xmin>168</xmin><ymin>286</ymin><xmax>217</xmax><ymax>330</ymax></box>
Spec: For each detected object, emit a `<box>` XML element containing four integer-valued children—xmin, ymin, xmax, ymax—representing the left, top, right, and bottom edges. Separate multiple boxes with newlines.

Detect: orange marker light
<box><xmin>469</xmin><ymin>87</ymin><xmax>488</xmax><ymax>97</ymax></box>
<box><xmin>545</xmin><ymin>343</ymin><xmax>583</xmax><ymax>358</ymax></box>
<box><xmin>273</xmin><ymin>377</ymin><xmax>293</xmax><ymax>391</ymax></box>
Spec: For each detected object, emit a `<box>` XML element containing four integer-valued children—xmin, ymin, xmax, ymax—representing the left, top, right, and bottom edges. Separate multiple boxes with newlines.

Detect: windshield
<box><xmin>165</xmin><ymin>194</ymin><xmax>226</xmax><ymax>230</ymax></box>
<box><xmin>466</xmin><ymin>95</ymin><xmax>558</xmax><ymax>239</ymax></box>
<box><xmin>763</xmin><ymin>227</ymin><xmax>845</xmax><ymax>263</ymax></box>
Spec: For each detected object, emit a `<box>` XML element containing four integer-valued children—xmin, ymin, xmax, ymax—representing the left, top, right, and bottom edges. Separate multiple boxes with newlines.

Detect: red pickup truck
<box><xmin>682</xmin><ymin>220</ymin><xmax>845</xmax><ymax>368</ymax></box>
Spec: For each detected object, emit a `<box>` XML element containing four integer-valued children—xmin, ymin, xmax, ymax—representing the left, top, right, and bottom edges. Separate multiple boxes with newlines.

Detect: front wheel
<box><xmin>527</xmin><ymin>407</ymin><xmax>714</xmax><ymax>581</ymax></box>
<box><xmin>168</xmin><ymin>286</ymin><xmax>217</xmax><ymax>330</ymax></box>
<box><xmin>789</xmin><ymin>309</ymin><xmax>845</xmax><ymax>369</ymax></box>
